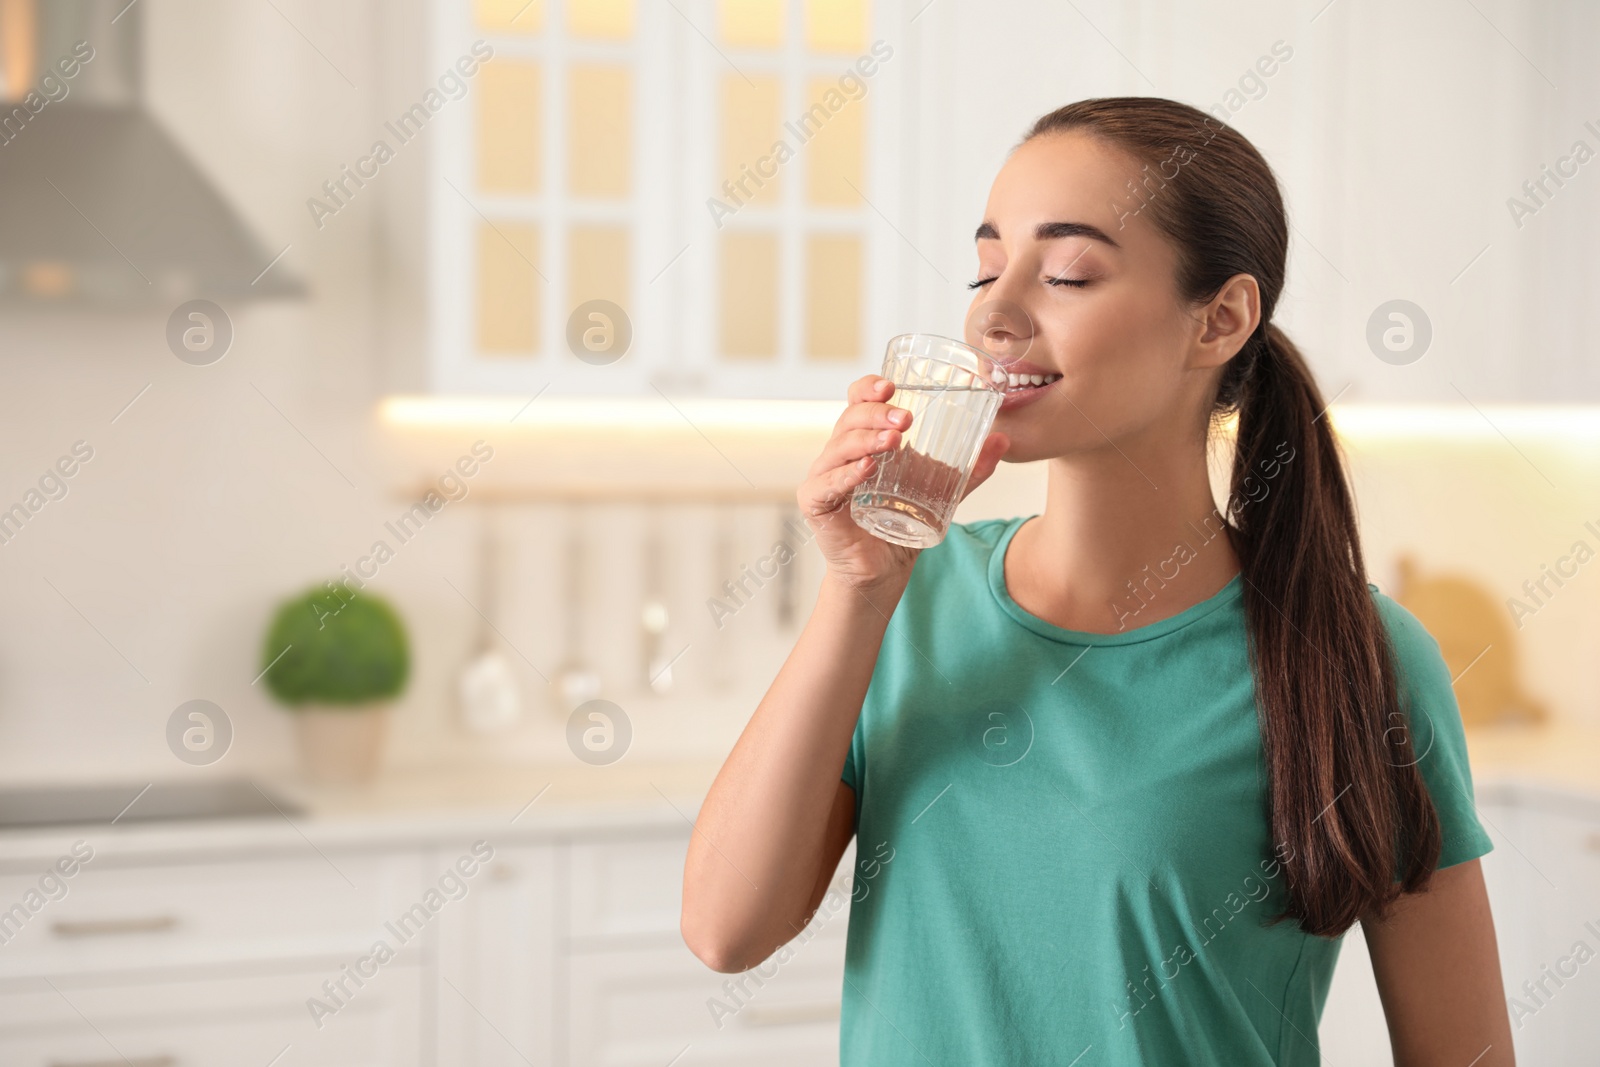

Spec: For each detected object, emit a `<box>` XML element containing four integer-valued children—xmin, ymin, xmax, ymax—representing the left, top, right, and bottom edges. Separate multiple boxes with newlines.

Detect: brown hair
<box><xmin>1023</xmin><ymin>97</ymin><xmax>1440</xmax><ymax>937</ymax></box>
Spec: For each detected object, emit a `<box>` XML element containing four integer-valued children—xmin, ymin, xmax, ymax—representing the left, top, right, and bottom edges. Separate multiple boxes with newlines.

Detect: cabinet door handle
<box><xmin>49</xmin><ymin>1058</ymin><xmax>175</xmax><ymax>1067</ymax></box>
<box><xmin>739</xmin><ymin>1002</ymin><xmax>841</xmax><ymax>1027</ymax></box>
<box><xmin>51</xmin><ymin>916</ymin><xmax>178</xmax><ymax>938</ymax></box>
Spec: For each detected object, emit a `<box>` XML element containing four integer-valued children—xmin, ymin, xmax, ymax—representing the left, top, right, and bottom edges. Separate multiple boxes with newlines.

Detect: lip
<box><xmin>987</xmin><ymin>355</ymin><xmax>1057</xmax><ymax>378</ymax></box>
<box><xmin>997</xmin><ymin>378</ymin><xmax>1058</xmax><ymax>411</ymax></box>
<box><xmin>982</xmin><ymin>354</ymin><xmax>1062</xmax><ymax>411</ymax></box>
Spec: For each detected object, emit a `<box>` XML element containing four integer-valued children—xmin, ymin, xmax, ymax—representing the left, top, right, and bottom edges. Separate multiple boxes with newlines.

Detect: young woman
<box><xmin>682</xmin><ymin>97</ymin><xmax>1514</xmax><ymax>1066</ymax></box>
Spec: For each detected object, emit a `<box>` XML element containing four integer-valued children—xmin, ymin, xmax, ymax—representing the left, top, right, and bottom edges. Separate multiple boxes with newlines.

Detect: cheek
<box><xmin>998</xmin><ymin>298</ymin><xmax>1191</xmax><ymax>458</ymax></box>
<box><xmin>1055</xmin><ymin>292</ymin><xmax>1176</xmax><ymax>399</ymax></box>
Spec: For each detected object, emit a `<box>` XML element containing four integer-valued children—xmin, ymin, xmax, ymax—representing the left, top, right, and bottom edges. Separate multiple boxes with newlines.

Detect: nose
<box><xmin>964</xmin><ymin>296</ymin><xmax>1036</xmax><ymax>367</ymax></box>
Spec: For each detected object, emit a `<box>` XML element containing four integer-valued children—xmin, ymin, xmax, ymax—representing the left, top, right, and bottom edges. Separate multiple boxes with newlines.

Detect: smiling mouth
<box><xmin>989</xmin><ymin>368</ymin><xmax>1062</xmax><ymax>394</ymax></box>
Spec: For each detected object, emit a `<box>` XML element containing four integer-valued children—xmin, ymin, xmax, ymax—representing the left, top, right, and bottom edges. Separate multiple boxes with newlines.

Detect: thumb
<box><xmin>961</xmin><ymin>431</ymin><xmax>1011</xmax><ymax>500</ymax></box>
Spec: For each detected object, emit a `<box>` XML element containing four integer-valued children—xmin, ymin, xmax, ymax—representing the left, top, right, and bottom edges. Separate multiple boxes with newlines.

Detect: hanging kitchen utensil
<box><xmin>641</xmin><ymin>504</ymin><xmax>674</xmax><ymax>693</ymax></box>
<box><xmin>458</xmin><ymin>505</ymin><xmax>523</xmax><ymax>734</ymax></box>
<box><xmin>554</xmin><ymin>503</ymin><xmax>601</xmax><ymax>714</ymax></box>
<box><xmin>775</xmin><ymin>502</ymin><xmax>802</xmax><ymax>631</ymax></box>
<box><xmin>709</xmin><ymin>505</ymin><xmax>738</xmax><ymax>692</ymax></box>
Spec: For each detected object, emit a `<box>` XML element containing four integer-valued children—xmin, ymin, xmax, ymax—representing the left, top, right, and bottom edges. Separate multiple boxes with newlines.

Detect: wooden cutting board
<box><xmin>1392</xmin><ymin>556</ymin><xmax>1545</xmax><ymax>727</ymax></box>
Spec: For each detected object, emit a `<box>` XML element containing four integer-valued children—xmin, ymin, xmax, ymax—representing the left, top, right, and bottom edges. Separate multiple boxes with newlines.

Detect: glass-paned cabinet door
<box><xmin>428</xmin><ymin>0</ymin><xmax>907</xmax><ymax>398</ymax></box>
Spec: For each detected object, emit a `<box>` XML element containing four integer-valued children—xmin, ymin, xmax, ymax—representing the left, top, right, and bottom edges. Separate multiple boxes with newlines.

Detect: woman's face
<box><xmin>966</xmin><ymin>130</ymin><xmax>1246</xmax><ymax>465</ymax></box>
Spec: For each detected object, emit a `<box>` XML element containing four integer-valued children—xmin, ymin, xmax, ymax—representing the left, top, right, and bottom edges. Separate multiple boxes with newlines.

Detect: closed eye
<box><xmin>960</xmin><ymin>278</ymin><xmax>1088</xmax><ymax>289</ymax></box>
<box><xmin>965</xmin><ymin>275</ymin><xmax>1091</xmax><ymax>290</ymax></box>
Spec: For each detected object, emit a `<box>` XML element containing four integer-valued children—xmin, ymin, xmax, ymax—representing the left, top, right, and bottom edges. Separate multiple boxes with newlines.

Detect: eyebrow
<box><xmin>973</xmin><ymin>220</ymin><xmax>1121</xmax><ymax>249</ymax></box>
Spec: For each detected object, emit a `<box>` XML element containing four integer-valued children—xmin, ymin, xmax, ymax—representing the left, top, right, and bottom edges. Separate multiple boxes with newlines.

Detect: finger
<box><xmin>959</xmin><ymin>432</ymin><xmax>1011</xmax><ymax>501</ymax></box>
<box><xmin>846</xmin><ymin>375</ymin><xmax>895</xmax><ymax>405</ymax></box>
<box><xmin>799</xmin><ymin>455</ymin><xmax>877</xmax><ymax>517</ymax></box>
<box><xmin>809</xmin><ymin>426</ymin><xmax>901</xmax><ymax>478</ymax></box>
<box><xmin>835</xmin><ymin>398</ymin><xmax>912</xmax><ymax>433</ymax></box>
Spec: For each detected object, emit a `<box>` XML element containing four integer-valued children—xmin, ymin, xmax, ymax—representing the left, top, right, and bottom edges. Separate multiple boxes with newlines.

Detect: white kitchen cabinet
<box><xmin>0</xmin><ymin>847</ymin><xmax>430</xmax><ymax>1066</ymax></box>
<box><xmin>0</xmin><ymin>820</ymin><xmax>855</xmax><ymax>1067</ymax></box>
<box><xmin>567</xmin><ymin>834</ymin><xmax>694</xmax><ymax>945</ymax></box>
<box><xmin>566</xmin><ymin>939</ymin><xmax>846</xmax><ymax>1067</ymax></box>
<box><xmin>0</xmin><ymin>966</ymin><xmax>425</xmax><ymax>1067</ymax></box>
<box><xmin>1496</xmin><ymin>794</ymin><xmax>1600</xmax><ymax>1064</ymax></box>
<box><xmin>0</xmin><ymin>967</ymin><xmax>424</xmax><ymax>1067</ymax></box>
<box><xmin>559</xmin><ymin>830</ymin><xmax>852</xmax><ymax>1067</ymax></box>
<box><xmin>433</xmin><ymin>843</ymin><xmax>559</xmax><ymax>1067</ymax></box>
<box><xmin>421</xmin><ymin>0</ymin><xmax>911</xmax><ymax>401</ymax></box>
<box><xmin>0</xmin><ymin>851</ymin><xmax>426</xmax><ymax>981</ymax></box>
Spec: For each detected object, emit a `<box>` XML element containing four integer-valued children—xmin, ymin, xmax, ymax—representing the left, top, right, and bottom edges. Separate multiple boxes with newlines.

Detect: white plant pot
<box><xmin>292</xmin><ymin>704</ymin><xmax>390</xmax><ymax>784</ymax></box>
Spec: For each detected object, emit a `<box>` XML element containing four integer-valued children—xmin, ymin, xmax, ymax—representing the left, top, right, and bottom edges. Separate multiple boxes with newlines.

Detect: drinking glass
<box><xmin>850</xmin><ymin>333</ymin><xmax>1005</xmax><ymax>549</ymax></box>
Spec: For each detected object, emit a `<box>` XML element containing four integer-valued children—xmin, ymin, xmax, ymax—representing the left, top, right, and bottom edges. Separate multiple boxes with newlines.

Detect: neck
<box><xmin>1006</xmin><ymin>444</ymin><xmax>1241</xmax><ymax>634</ymax></box>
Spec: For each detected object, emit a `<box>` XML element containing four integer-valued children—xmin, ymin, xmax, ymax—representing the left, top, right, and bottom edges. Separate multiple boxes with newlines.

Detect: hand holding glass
<box><xmin>850</xmin><ymin>334</ymin><xmax>1005</xmax><ymax>549</ymax></box>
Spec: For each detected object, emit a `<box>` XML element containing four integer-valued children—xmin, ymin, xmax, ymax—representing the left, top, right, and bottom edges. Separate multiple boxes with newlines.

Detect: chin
<box><xmin>993</xmin><ymin>409</ymin><xmax>1115</xmax><ymax>463</ymax></box>
<box><xmin>990</xmin><ymin>429</ymin><xmax>1058</xmax><ymax>464</ymax></box>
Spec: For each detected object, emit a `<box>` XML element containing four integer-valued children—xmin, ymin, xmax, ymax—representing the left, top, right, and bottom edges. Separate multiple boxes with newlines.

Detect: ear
<box><xmin>1189</xmin><ymin>273</ymin><xmax>1261</xmax><ymax>371</ymax></box>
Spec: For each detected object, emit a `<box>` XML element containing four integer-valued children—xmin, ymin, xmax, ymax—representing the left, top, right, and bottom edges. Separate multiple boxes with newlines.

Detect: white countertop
<box><xmin>0</xmin><ymin>759</ymin><xmax>725</xmax><ymax>866</ymax></box>
<box><xmin>1</xmin><ymin>722</ymin><xmax>1596</xmax><ymax>866</ymax></box>
<box><xmin>1462</xmin><ymin>719</ymin><xmax>1600</xmax><ymax>811</ymax></box>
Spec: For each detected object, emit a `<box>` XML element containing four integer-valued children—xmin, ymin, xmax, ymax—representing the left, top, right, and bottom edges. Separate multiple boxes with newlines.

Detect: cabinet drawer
<box><xmin>0</xmin><ymin>852</ymin><xmax>423</xmax><ymax>978</ymax></box>
<box><xmin>568</xmin><ymin>938</ymin><xmax>847</xmax><ymax>1067</ymax></box>
<box><xmin>0</xmin><ymin>966</ymin><xmax>422</xmax><ymax>1067</ymax></box>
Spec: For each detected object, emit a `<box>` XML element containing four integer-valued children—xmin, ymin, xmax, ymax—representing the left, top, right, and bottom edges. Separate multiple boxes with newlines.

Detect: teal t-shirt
<box><xmin>838</xmin><ymin>516</ymin><xmax>1493</xmax><ymax>1066</ymax></box>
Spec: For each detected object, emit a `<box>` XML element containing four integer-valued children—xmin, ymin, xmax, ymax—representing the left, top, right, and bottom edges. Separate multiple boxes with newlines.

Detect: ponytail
<box><xmin>1025</xmin><ymin>98</ymin><xmax>1448</xmax><ymax>937</ymax></box>
<box><xmin>1231</xmin><ymin>325</ymin><xmax>1441</xmax><ymax>935</ymax></box>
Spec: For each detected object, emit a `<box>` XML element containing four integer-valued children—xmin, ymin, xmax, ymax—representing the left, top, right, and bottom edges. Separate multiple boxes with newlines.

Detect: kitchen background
<box><xmin>1</xmin><ymin>0</ymin><xmax>1598</xmax><ymax>1064</ymax></box>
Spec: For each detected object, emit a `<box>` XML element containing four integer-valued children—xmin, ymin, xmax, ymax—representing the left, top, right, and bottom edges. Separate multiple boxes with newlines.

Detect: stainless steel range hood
<box><xmin>0</xmin><ymin>0</ymin><xmax>305</xmax><ymax>307</ymax></box>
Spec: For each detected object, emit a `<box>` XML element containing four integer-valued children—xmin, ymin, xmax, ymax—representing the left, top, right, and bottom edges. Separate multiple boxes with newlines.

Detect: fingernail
<box><xmin>891</xmin><ymin>410</ymin><xmax>911</xmax><ymax>427</ymax></box>
<box><xmin>876</xmin><ymin>430</ymin><xmax>892</xmax><ymax>447</ymax></box>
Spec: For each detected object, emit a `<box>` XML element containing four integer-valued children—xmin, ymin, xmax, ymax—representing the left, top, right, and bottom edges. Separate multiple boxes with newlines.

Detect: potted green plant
<box><xmin>260</xmin><ymin>584</ymin><xmax>411</xmax><ymax>784</ymax></box>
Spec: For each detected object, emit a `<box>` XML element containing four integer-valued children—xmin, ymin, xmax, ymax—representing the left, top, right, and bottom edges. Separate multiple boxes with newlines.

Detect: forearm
<box><xmin>682</xmin><ymin>573</ymin><xmax>903</xmax><ymax>970</ymax></box>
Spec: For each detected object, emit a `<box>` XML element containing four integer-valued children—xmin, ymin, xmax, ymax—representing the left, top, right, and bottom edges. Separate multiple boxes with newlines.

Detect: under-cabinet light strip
<box><xmin>378</xmin><ymin>397</ymin><xmax>1600</xmax><ymax>439</ymax></box>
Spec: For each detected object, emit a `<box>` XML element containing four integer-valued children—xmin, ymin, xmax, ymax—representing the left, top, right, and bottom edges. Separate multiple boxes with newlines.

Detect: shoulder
<box><xmin>1370</xmin><ymin>584</ymin><xmax>1431</xmax><ymax>646</ymax></box>
<box><xmin>1365</xmin><ymin>586</ymin><xmax>1494</xmax><ymax>868</ymax></box>
<box><xmin>1367</xmin><ymin>584</ymin><xmax>1450</xmax><ymax>687</ymax></box>
<box><xmin>1369</xmin><ymin>581</ymin><xmax>1423</xmax><ymax>634</ymax></box>
<box><xmin>1367</xmin><ymin>584</ymin><xmax>1469</xmax><ymax>780</ymax></box>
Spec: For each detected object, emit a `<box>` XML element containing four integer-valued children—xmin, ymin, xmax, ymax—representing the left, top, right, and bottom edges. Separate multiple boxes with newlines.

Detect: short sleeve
<box><xmin>841</xmin><ymin>713</ymin><xmax>864</xmax><ymax>793</ymax></box>
<box><xmin>1374</xmin><ymin>590</ymin><xmax>1496</xmax><ymax>871</ymax></box>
